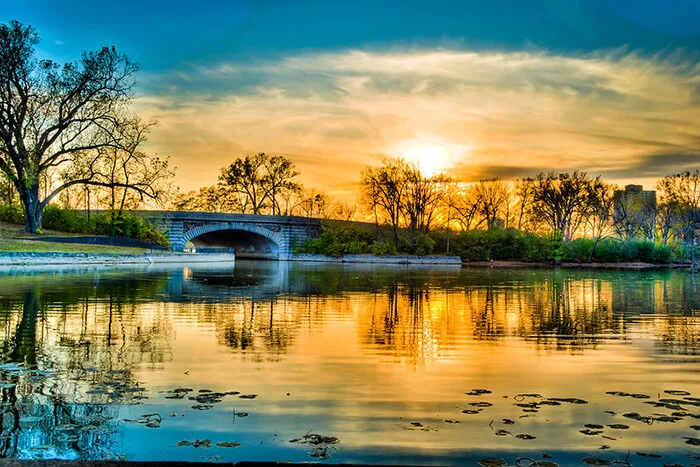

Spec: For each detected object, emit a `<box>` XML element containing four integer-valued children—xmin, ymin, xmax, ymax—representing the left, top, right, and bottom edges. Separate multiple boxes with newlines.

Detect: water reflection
<box><xmin>0</xmin><ymin>263</ymin><xmax>696</xmax><ymax>463</ymax></box>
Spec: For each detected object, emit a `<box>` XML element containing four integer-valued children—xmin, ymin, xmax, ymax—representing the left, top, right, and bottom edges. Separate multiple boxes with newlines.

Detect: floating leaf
<box><xmin>636</xmin><ymin>452</ymin><xmax>661</xmax><ymax>458</ymax></box>
<box><xmin>582</xmin><ymin>457</ymin><xmax>611</xmax><ymax>466</ymax></box>
<box><xmin>469</xmin><ymin>402</ymin><xmax>493</xmax><ymax>408</ymax></box>
<box><xmin>216</xmin><ymin>442</ymin><xmax>241</xmax><ymax>448</ymax></box>
<box><xmin>584</xmin><ymin>424</ymin><xmax>604</xmax><ymax>429</ymax></box>
<box><xmin>239</xmin><ymin>394</ymin><xmax>257</xmax><ymax>399</ymax></box>
<box><xmin>548</xmin><ymin>397</ymin><xmax>587</xmax><ymax>404</ymax></box>
<box><xmin>606</xmin><ymin>424</ymin><xmax>629</xmax><ymax>430</ymax></box>
<box><xmin>502</xmin><ymin>419</ymin><xmax>515</xmax><ymax>425</ymax></box>
<box><xmin>177</xmin><ymin>440</ymin><xmax>193</xmax><ymax>446</ymax></box>
<box><xmin>193</xmin><ymin>439</ymin><xmax>211</xmax><ymax>448</ymax></box>
<box><xmin>494</xmin><ymin>429</ymin><xmax>512</xmax><ymax>436</ymax></box>
<box><xmin>580</xmin><ymin>429</ymin><xmax>603</xmax><ymax>436</ymax></box>
<box><xmin>191</xmin><ymin>405</ymin><xmax>213</xmax><ymax>410</ymax></box>
<box><xmin>410</xmin><ymin>422</ymin><xmax>423</xmax><ymax>427</ymax></box>
<box><xmin>684</xmin><ymin>437</ymin><xmax>700</xmax><ymax>446</ymax></box>
<box><xmin>478</xmin><ymin>459</ymin><xmax>506</xmax><ymax>467</ymax></box>
<box><xmin>462</xmin><ymin>409</ymin><xmax>480</xmax><ymax>414</ymax></box>
<box><xmin>516</xmin><ymin>433</ymin><xmax>536</xmax><ymax>440</ymax></box>
<box><xmin>665</xmin><ymin>390</ymin><xmax>691</xmax><ymax>396</ymax></box>
<box><xmin>466</xmin><ymin>389</ymin><xmax>492</xmax><ymax>396</ymax></box>
<box><xmin>443</xmin><ymin>419</ymin><xmax>460</xmax><ymax>424</ymax></box>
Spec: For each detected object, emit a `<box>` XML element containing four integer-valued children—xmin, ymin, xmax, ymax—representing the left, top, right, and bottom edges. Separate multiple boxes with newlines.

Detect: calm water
<box><xmin>0</xmin><ymin>262</ymin><xmax>697</xmax><ymax>466</ymax></box>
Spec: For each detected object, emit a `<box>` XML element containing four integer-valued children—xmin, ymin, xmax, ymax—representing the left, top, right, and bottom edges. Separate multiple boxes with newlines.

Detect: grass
<box><xmin>0</xmin><ymin>222</ymin><xmax>152</xmax><ymax>255</ymax></box>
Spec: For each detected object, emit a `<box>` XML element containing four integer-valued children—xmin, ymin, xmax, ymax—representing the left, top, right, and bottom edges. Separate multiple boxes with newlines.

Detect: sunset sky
<box><xmin>3</xmin><ymin>1</ymin><xmax>700</xmax><ymax>198</ymax></box>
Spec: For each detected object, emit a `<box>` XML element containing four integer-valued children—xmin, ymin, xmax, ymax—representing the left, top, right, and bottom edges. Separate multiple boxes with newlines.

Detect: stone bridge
<box><xmin>141</xmin><ymin>211</ymin><xmax>322</xmax><ymax>260</ymax></box>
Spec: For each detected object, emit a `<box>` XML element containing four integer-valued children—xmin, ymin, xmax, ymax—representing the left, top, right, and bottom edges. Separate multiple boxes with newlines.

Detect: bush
<box><xmin>41</xmin><ymin>206</ymin><xmax>169</xmax><ymax>247</ymax></box>
<box><xmin>0</xmin><ymin>204</ymin><xmax>24</xmax><ymax>224</ymax></box>
<box><xmin>42</xmin><ymin>205</ymin><xmax>89</xmax><ymax>233</ymax></box>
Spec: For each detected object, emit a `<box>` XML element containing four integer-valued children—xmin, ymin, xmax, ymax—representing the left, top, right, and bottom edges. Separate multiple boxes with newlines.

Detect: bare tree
<box><xmin>583</xmin><ymin>182</ymin><xmax>616</xmax><ymax>262</ymax></box>
<box><xmin>523</xmin><ymin>172</ymin><xmax>600</xmax><ymax>241</ymax></box>
<box><xmin>658</xmin><ymin>170</ymin><xmax>700</xmax><ymax>262</ymax></box>
<box><xmin>360</xmin><ymin>158</ymin><xmax>410</xmax><ymax>242</ymax></box>
<box><xmin>263</xmin><ymin>154</ymin><xmax>300</xmax><ymax>215</ymax></box>
<box><xmin>0</xmin><ymin>21</ymin><xmax>162</xmax><ymax>232</ymax></box>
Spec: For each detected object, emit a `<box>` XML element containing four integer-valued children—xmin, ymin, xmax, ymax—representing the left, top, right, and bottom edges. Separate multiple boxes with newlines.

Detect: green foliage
<box><xmin>41</xmin><ymin>206</ymin><xmax>169</xmax><ymax>247</ymax></box>
<box><xmin>42</xmin><ymin>205</ymin><xmax>89</xmax><ymax>233</ymax></box>
<box><xmin>0</xmin><ymin>204</ymin><xmax>23</xmax><ymax>224</ymax></box>
<box><xmin>452</xmin><ymin>228</ymin><xmax>560</xmax><ymax>262</ymax></box>
<box><xmin>557</xmin><ymin>238</ymin><xmax>673</xmax><ymax>264</ymax></box>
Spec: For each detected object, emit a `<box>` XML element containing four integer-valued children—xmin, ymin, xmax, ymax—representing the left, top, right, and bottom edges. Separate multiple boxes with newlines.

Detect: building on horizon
<box><xmin>613</xmin><ymin>184</ymin><xmax>657</xmax><ymax>241</ymax></box>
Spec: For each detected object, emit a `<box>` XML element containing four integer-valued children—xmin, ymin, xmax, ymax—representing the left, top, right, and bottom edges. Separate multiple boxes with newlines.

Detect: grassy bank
<box><xmin>296</xmin><ymin>222</ymin><xmax>681</xmax><ymax>265</ymax></box>
<box><xmin>0</xmin><ymin>222</ymin><xmax>152</xmax><ymax>255</ymax></box>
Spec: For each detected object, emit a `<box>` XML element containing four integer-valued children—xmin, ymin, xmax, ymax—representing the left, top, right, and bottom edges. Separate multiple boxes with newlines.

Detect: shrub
<box><xmin>0</xmin><ymin>204</ymin><xmax>24</xmax><ymax>224</ymax></box>
<box><xmin>42</xmin><ymin>205</ymin><xmax>90</xmax><ymax>233</ymax></box>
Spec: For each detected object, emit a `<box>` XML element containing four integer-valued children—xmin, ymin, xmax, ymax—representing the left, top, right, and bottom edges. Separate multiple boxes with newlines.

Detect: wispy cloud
<box><xmin>135</xmin><ymin>48</ymin><xmax>700</xmax><ymax>195</ymax></box>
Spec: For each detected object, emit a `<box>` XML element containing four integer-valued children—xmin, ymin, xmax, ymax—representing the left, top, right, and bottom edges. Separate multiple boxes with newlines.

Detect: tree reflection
<box><xmin>0</xmin><ymin>278</ymin><xmax>174</xmax><ymax>460</ymax></box>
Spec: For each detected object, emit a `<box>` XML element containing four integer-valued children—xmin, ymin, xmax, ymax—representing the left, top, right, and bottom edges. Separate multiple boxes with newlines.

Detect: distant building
<box><xmin>613</xmin><ymin>185</ymin><xmax>657</xmax><ymax>241</ymax></box>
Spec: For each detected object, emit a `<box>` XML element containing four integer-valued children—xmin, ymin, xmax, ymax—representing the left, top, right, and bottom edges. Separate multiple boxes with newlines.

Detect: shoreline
<box><xmin>0</xmin><ymin>252</ymin><xmax>236</xmax><ymax>266</ymax></box>
<box><xmin>462</xmin><ymin>260</ymin><xmax>691</xmax><ymax>269</ymax></box>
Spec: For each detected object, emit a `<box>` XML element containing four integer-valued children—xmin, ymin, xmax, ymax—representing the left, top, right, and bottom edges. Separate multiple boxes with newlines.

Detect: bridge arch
<box><xmin>182</xmin><ymin>222</ymin><xmax>284</xmax><ymax>259</ymax></box>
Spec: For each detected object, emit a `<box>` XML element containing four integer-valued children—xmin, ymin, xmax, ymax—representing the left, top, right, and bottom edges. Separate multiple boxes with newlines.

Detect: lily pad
<box><xmin>584</xmin><ymin>424</ymin><xmax>604</xmax><ymax>429</ymax></box>
<box><xmin>684</xmin><ymin>437</ymin><xmax>700</xmax><ymax>446</ymax></box>
<box><xmin>466</xmin><ymin>389</ymin><xmax>492</xmax><ymax>396</ymax></box>
<box><xmin>606</xmin><ymin>424</ymin><xmax>629</xmax><ymax>430</ymax></box>
<box><xmin>502</xmin><ymin>419</ymin><xmax>515</xmax><ymax>425</ymax></box>
<box><xmin>462</xmin><ymin>409</ymin><xmax>480</xmax><ymax>414</ymax></box>
<box><xmin>516</xmin><ymin>433</ymin><xmax>536</xmax><ymax>440</ymax></box>
<box><xmin>582</xmin><ymin>458</ymin><xmax>611</xmax><ymax>466</ymax></box>
<box><xmin>478</xmin><ymin>459</ymin><xmax>506</xmax><ymax>467</ymax></box>
<box><xmin>548</xmin><ymin>397</ymin><xmax>587</xmax><ymax>404</ymax></box>
<box><xmin>665</xmin><ymin>390</ymin><xmax>691</xmax><ymax>396</ymax></box>
<box><xmin>239</xmin><ymin>394</ymin><xmax>257</xmax><ymax>399</ymax></box>
<box><xmin>443</xmin><ymin>419</ymin><xmax>460</xmax><ymax>424</ymax></box>
<box><xmin>580</xmin><ymin>429</ymin><xmax>603</xmax><ymax>436</ymax></box>
<box><xmin>191</xmin><ymin>404</ymin><xmax>213</xmax><ymax>410</ymax></box>
<box><xmin>636</xmin><ymin>452</ymin><xmax>661</xmax><ymax>458</ymax></box>
<box><xmin>216</xmin><ymin>442</ymin><xmax>241</xmax><ymax>448</ymax></box>
<box><xmin>193</xmin><ymin>439</ymin><xmax>211</xmax><ymax>448</ymax></box>
<box><xmin>177</xmin><ymin>440</ymin><xmax>192</xmax><ymax>447</ymax></box>
<box><xmin>469</xmin><ymin>402</ymin><xmax>493</xmax><ymax>408</ymax></box>
<box><xmin>494</xmin><ymin>429</ymin><xmax>512</xmax><ymax>436</ymax></box>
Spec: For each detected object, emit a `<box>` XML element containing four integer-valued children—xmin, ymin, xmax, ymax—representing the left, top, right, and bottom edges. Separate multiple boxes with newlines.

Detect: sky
<box><xmin>3</xmin><ymin>0</ymin><xmax>700</xmax><ymax>198</ymax></box>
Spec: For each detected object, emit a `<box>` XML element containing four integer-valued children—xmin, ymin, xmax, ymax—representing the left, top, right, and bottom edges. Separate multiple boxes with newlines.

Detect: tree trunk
<box><xmin>21</xmin><ymin>183</ymin><xmax>42</xmax><ymax>233</ymax></box>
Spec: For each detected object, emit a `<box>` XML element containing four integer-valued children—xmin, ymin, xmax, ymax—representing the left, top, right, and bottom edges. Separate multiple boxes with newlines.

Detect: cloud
<box><xmin>135</xmin><ymin>48</ymin><xmax>700</xmax><ymax>196</ymax></box>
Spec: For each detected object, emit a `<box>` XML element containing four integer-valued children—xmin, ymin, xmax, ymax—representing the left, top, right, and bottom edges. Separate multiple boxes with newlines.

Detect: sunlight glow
<box><xmin>391</xmin><ymin>137</ymin><xmax>470</xmax><ymax>176</ymax></box>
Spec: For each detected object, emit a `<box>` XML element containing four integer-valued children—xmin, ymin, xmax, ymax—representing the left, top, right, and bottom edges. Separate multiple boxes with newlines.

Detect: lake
<box><xmin>0</xmin><ymin>262</ymin><xmax>697</xmax><ymax>466</ymax></box>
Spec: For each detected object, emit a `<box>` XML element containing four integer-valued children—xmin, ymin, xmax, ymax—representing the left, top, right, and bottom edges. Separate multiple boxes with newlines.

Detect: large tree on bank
<box><xmin>0</xmin><ymin>21</ymin><xmax>160</xmax><ymax>232</ymax></box>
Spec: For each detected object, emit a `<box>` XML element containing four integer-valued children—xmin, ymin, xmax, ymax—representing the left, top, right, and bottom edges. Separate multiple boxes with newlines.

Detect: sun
<box><xmin>391</xmin><ymin>137</ymin><xmax>469</xmax><ymax>176</ymax></box>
